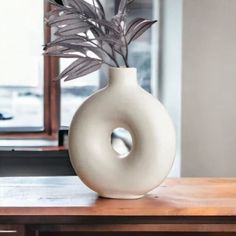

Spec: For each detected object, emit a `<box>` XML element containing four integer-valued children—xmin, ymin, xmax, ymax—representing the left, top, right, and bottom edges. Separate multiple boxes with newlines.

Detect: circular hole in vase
<box><xmin>111</xmin><ymin>128</ymin><xmax>133</xmax><ymax>158</ymax></box>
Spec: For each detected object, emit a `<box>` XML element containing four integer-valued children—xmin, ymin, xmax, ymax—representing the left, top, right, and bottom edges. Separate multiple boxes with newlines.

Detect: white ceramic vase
<box><xmin>68</xmin><ymin>67</ymin><xmax>176</xmax><ymax>199</ymax></box>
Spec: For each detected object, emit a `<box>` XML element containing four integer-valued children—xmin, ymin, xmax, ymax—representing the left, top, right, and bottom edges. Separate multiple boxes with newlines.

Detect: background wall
<box><xmin>181</xmin><ymin>0</ymin><xmax>236</xmax><ymax>176</ymax></box>
<box><xmin>159</xmin><ymin>0</ymin><xmax>183</xmax><ymax>177</ymax></box>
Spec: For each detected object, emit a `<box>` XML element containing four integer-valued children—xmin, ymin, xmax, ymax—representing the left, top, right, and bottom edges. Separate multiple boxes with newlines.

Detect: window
<box><xmin>0</xmin><ymin>1</ymin><xmax>44</xmax><ymax>129</ymax></box>
<box><xmin>0</xmin><ymin>0</ymin><xmax>159</xmax><ymax>145</ymax></box>
<box><xmin>60</xmin><ymin>0</ymin><xmax>159</xmax><ymax>127</ymax></box>
<box><xmin>0</xmin><ymin>0</ymin><xmax>60</xmax><ymax>140</ymax></box>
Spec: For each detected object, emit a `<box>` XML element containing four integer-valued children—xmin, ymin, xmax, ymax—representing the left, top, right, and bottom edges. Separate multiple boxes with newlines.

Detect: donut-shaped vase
<box><xmin>68</xmin><ymin>68</ymin><xmax>176</xmax><ymax>199</ymax></box>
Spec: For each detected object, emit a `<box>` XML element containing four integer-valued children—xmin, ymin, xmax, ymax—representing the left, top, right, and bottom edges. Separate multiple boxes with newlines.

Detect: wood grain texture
<box><xmin>0</xmin><ymin>177</ymin><xmax>236</xmax><ymax>217</ymax></box>
<box><xmin>29</xmin><ymin>224</ymin><xmax>236</xmax><ymax>232</ymax></box>
<box><xmin>1</xmin><ymin>177</ymin><xmax>236</xmax><ymax>234</ymax></box>
<box><xmin>35</xmin><ymin>234</ymin><xmax>236</xmax><ymax>236</ymax></box>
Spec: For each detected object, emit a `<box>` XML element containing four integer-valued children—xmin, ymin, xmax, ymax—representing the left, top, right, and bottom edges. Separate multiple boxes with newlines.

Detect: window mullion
<box><xmin>44</xmin><ymin>1</ymin><xmax>60</xmax><ymax>139</ymax></box>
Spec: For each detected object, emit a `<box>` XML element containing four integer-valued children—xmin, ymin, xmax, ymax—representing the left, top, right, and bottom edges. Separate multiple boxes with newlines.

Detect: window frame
<box><xmin>0</xmin><ymin>0</ymin><xmax>159</xmax><ymax>144</ymax></box>
<box><xmin>0</xmin><ymin>1</ymin><xmax>60</xmax><ymax>141</ymax></box>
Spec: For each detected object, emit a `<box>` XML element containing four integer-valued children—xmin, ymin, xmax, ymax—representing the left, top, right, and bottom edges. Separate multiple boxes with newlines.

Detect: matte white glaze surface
<box><xmin>69</xmin><ymin>68</ymin><xmax>176</xmax><ymax>199</ymax></box>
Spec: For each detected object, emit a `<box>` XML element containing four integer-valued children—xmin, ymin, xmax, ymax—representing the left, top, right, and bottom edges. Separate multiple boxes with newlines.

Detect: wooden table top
<box><xmin>0</xmin><ymin>177</ymin><xmax>236</xmax><ymax>217</ymax></box>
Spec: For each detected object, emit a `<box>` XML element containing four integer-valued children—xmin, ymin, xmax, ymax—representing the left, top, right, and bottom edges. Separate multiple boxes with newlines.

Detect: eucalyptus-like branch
<box><xmin>44</xmin><ymin>0</ymin><xmax>157</xmax><ymax>80</ymax></box>
<box><xmin>85</xmin><ymin>36</ymin><xmax>119</xmax><ymax>67</ymax></box>
<box><xmin>121</xmin><ymin>26</ymin><xmax>129</xmax><ymax>67</ymax></box>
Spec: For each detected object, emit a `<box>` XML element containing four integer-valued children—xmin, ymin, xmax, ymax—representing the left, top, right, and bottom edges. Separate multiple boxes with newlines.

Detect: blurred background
<box><xmin>0</xmin><ymin>0</ymin><xmax>236</xmax><ymax>177</ymax></box>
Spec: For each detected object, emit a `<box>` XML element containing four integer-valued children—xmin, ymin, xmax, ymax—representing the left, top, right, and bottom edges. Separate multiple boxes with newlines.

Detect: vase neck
<box><xmin>108</xmin><ymin>67</ymin><xmax>137</xmax><ymax>87</ymax></box>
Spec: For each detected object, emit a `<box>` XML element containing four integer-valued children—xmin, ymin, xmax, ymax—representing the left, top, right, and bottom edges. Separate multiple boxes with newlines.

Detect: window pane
<box><xmin>60</xmin><ymin>59</ymin><xmax>100</xmax><ymax>127</ymax></box>
<box><xmin>0</xmin><ymin>0</ymin><xmax>44</xmax><ymax>129</ymax></box>
<box><xmin>60</xmin><ymin>0</ymin><xmax>157</xmax><ymax>127</ymax></box>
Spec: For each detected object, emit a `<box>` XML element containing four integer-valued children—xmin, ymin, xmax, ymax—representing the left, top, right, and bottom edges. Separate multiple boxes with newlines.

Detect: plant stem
<box><xmin>86</xmin><ymin>38</ymin><xmax>119</xmax><ymax>67</ymax></box>
<box><xmin>122</xmin><ymin>27</ymin><xmax>129</xmax><ymax>67</ymax></box>
<box><xmin>121</xmin><ymin>53</ymin><xmax>129</xmax><ymax>67</ymax></box>
<box><xmin>92</xmin><ymin>0</ymin><xmax>98</xmax><ymax>20</ymax></box>
<box><xmin>94</xmin><ymin>0</ymin><xmax>106</xmax><ymax>19</ymax></box>
<box><xmin>110</xmin><ymin>45</ymin><xmax>120</xmax><ymax>67</ymax></box>
<box><xmin>103</xmin><ymin>61</ymin><xmax>115</xmax><ymax>67</ymax></box>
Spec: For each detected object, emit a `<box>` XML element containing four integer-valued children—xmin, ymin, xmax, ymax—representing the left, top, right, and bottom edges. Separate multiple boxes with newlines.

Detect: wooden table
<box><xmin>0</xmin><ymin>177</ymin><xmax>236</xmax><ymax>236</ymax></box>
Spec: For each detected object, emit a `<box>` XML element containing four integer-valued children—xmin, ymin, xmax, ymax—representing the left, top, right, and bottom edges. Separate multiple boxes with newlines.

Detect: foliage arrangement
<box><xmin>44</xmin><ymin>0</ymin><xmax>157</xmax><ymax>81</ymax></box>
